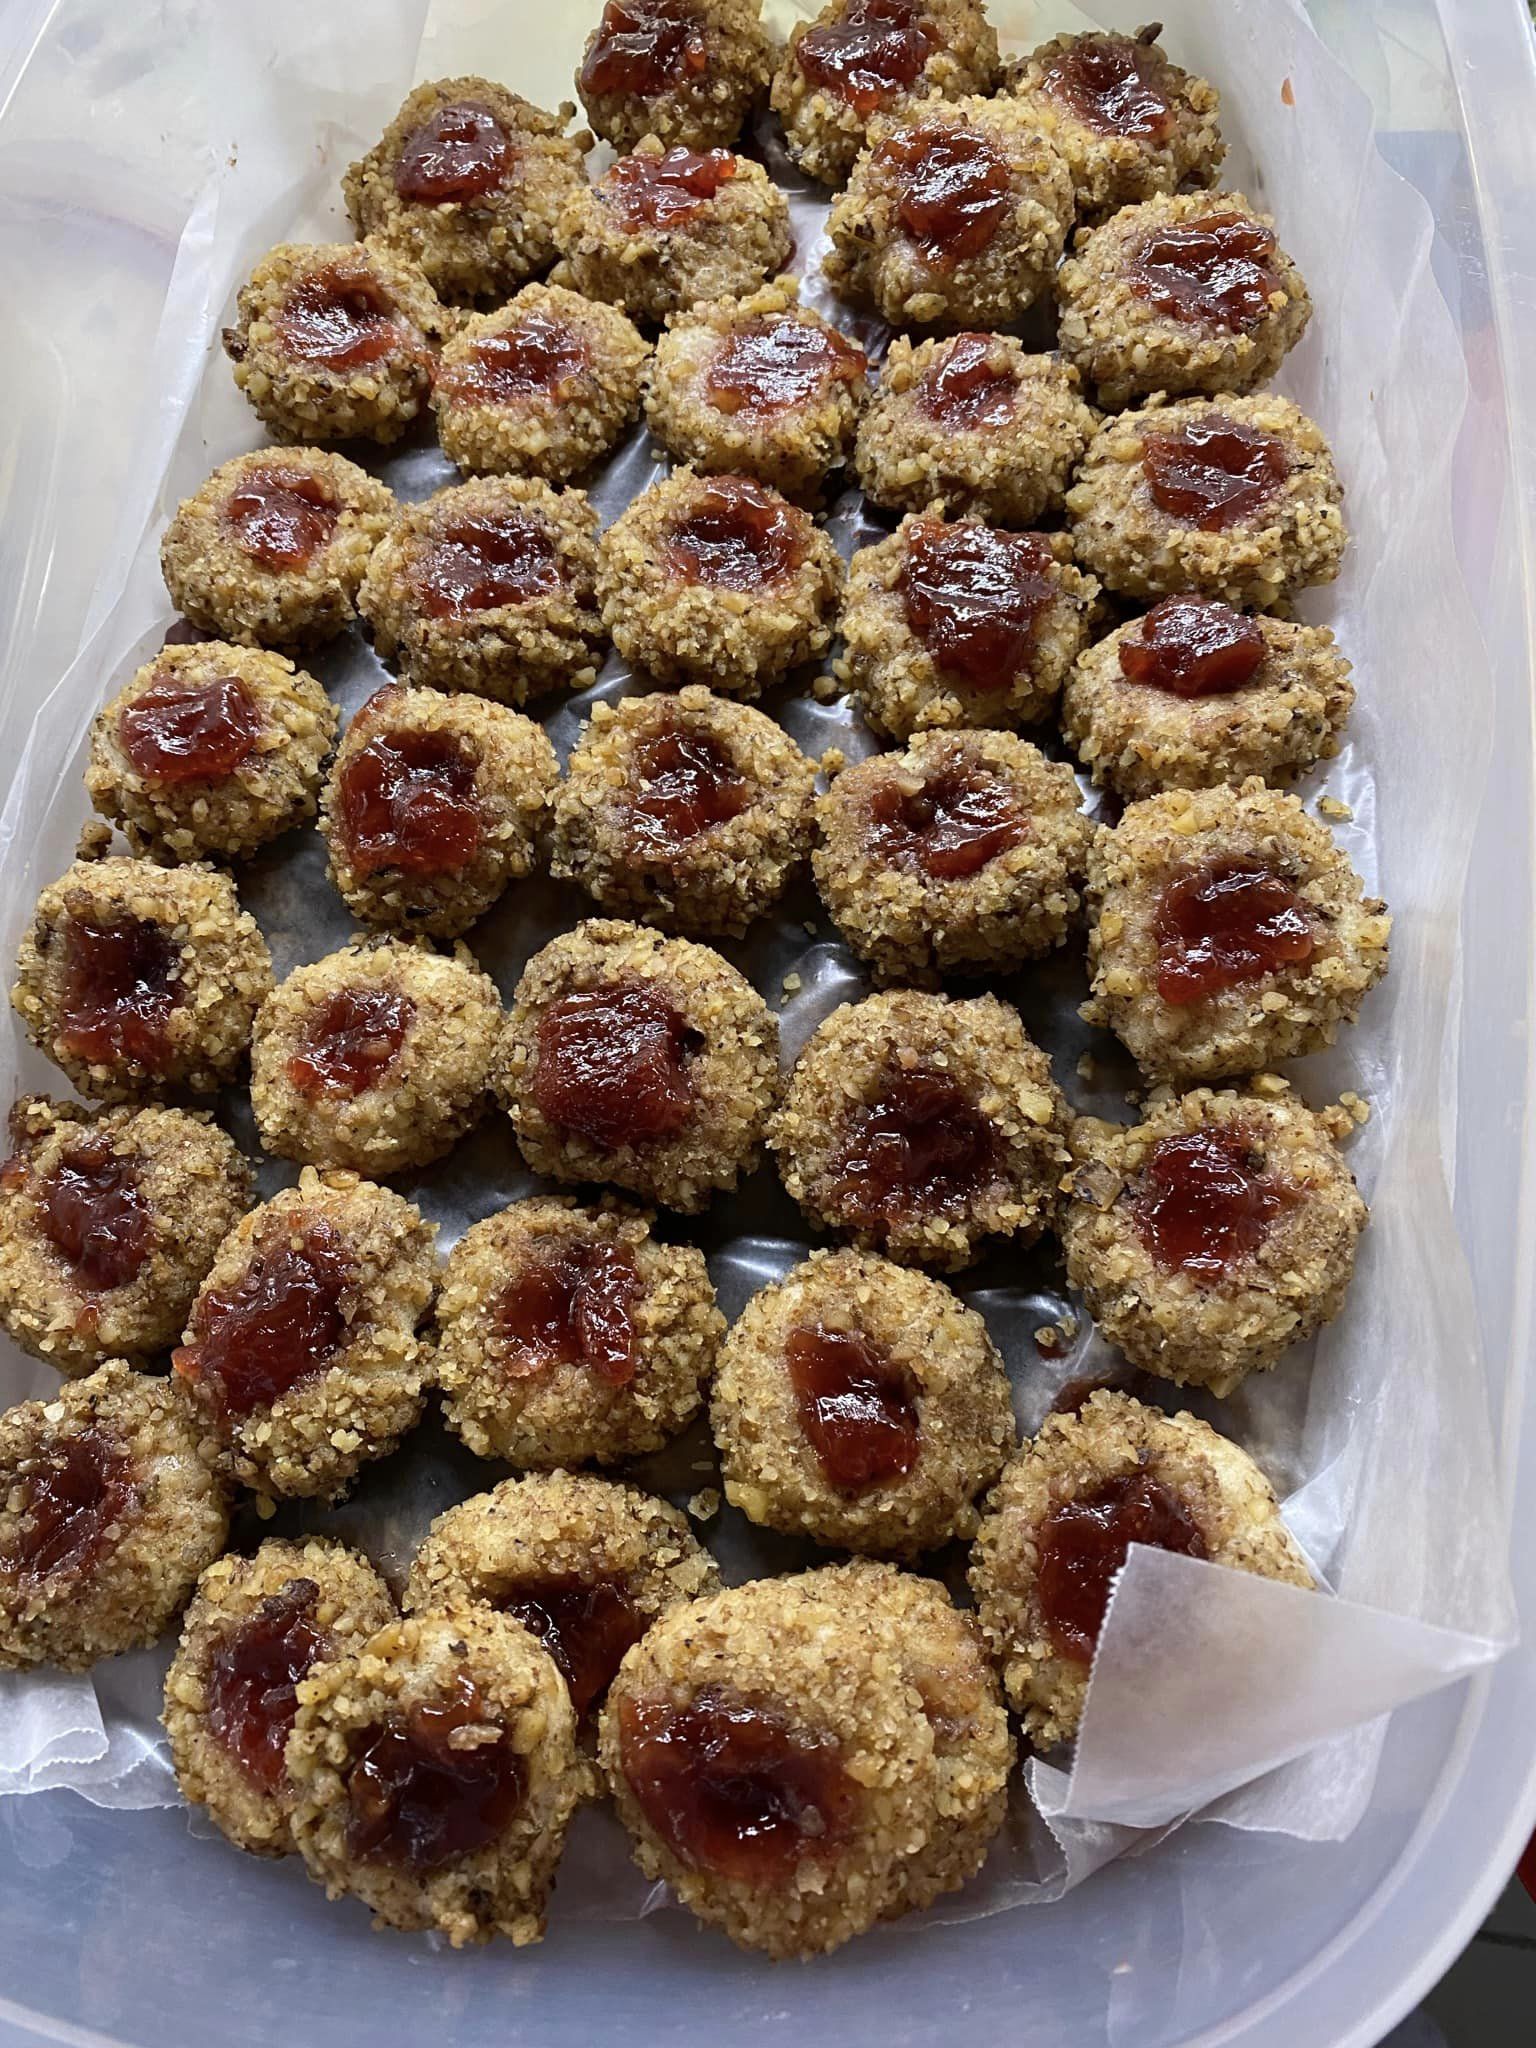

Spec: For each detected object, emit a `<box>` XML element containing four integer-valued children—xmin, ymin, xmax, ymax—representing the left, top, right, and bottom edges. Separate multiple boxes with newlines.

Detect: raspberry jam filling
<box><xmin>901</xmin><ymin>520</ymin><xmax>1057</xmax><ymax>687</ymax></box>
<box><xmin>1038</xmin><ymin>1468</ymin><xmax>1207</xmax><ymax>1662</ymax></box>
<box><xmin>338</xmin><ymin>715</ymin><xmax>484</xmax><ymax>879</ymax></box>
<box><xmin>1153</xmin><ymin>855</ymin><xmax>1316</xmax><ymax>1005</ymax></box>
<box><xmin>867</xmin><ymin>759</ymin><xmax>1025</xmax><ymax>881</ymax></box>
<box><xmin>626</xmin><ymin>722</ymin><xmax>751</xmax><ymax>852</ymax></box>
<box><xmin>663</xmin><ymin>475</ymin><xmax>806</xmax><ymax>590</ymax></box>
<box><xmin>827</xmin><ymin>1066</ymin><xmax>1003</xmax><ymax>1231</ymax></box>
<box><xmin>1142</xmin><ymin>417</ymin><xmax>1291</xmax><ymax>531</ymax></box>
<box><xmin>534</xmin><ymin>979</ymin><xmax>702</xmax><ymax>1151</ymax></box>
<box><xmin>917</xmin><ymin>332</ymin><xmax>1018</xmax><ymax>430</ymax></box>
<box><xmin>224</xmin><ymin>465</ymin><xmax>339</xmax><ymax>570</ymax></box>
<box><xmin>581</xmin><ymin>0</ymin><xmax>708</xmax><ymax>98</ymax></box>
<box><xmin>1041</xmin><ymin>33</ymin><xmax>1173</xmax><ymax>140</ymax></box>
<box><xmin>1130</xmin><ymin>212</ymin><xmax>1279</xmax><ymax>333</ymax></box>
<box><xmin>285</xmin><ymin>986</ymin><xmax>415</xmax><ymax>1101</ymax></box>
<box><xmin>605</xmin><ymin>145</ymin><xmax>737</xmax><ymax>230</ymax></box>
<box><xmin>784</xmin><ymin>1322</ymin><xmax>920</xmax><ymax>1493</ymax></box>
<box><xmin>57</xmin><ymin>913</ymin><xmax>182</xmax><ymax>1073</ymax></box>
<box><xmin>1118</xmin><ymin>596</ymin><xmax>1267</xmax><ymax>697</ymax></box>
<box><xmin>498</xmin><ymin>1576</ymin><xmax>646</xmax><ymax>1715</ymax></box>
<box><xmin>38</xmin><ymin>1138</ymin><xmax>152</xmax><ymax>1292</ymax></box>
<box><xmin>0</xmin><ymin>1428</ymin><xmax>133</xmax><ymax>1584</ymax></box>
<box><xmin>118</xmin><ymin>673</ymin><xmax>261</xmax><ymax>787</ymax></box>
<box><xmin>492</xmin><ymin>1240</ymin><xmax>641</xmax><ymax>1386</ymax></box>
<box><xmin>206</xmin><ymin>1578</ymin><xmax>326</xmax><ymax>1794</ymax></box>
<box><xmin>881</xmin><ymin>123</ymin><xmax>1011</xmax><ymax>266</ymax></box>
<box><xmin>438</xmin><ymin>317</ymin><xmax>589</xmax><ymax>407</ymax></box>
<box><xmin>276</xmin><ymin>265</ymin><xmax>401</xmax><ymax>370</ymax></box>
<box><xmin>705</xmin><ymin>316</ymin><xmax>866</xmax><ymax>419</ymax></box>
<box><xmin>175</xmin><ymin>1216</ymin><xmax>355</xmax><ymax>1418</ymax></box>
<box><xmin>1133</xmin><ymin>1123</ymin><xmax>1297</xmax><ymax>1279</ymax></box>
<box><xmin>346</xmin><ymin>1671</ymin><xmax>526</xmax><ymax>1875</ymax></box>
<box><xmin>412</xmin><ymin>512</ymin><xmax>561</xmax><ymax>618</ymax></box>
<box><xmin>394</xmin><ymin>101</ymin><xmax>511</xmax><ymax>205</ymax></box>
<box><xmin>796</xmin><ymin>0</ymin><xmax>935</xmax><ymax>116</ymax></box>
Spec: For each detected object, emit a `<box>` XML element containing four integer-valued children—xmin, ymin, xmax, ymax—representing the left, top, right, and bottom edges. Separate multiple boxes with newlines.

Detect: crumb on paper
<box><xmin>1076</xmin><ymin>1051</ymin><xmax>1099</xmax><ymax>1085</ymax></box>
<box><xmin>1319</xmin><ymin>796</ymin><xmax>1354</xmax><ymax>821</ymax></box>
<box><xmin>687</xmin><ymin>1488</ymin><xmax>720</xmax><ymax>1522</ymax></box>
<box><xmin>1281</xmin><ymin>76</ymin><xmax>1295</xmax><ymax>105</ymax></box>
<box><xmin>1251</xmin><ymin>1071</ymin><xmax>1291</xmax><ymax>1097</ymax></box>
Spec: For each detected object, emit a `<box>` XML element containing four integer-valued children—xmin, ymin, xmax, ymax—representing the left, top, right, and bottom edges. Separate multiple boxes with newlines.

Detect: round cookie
<box><xmin>431</xmin><ymin>1196</ymin><xmax>723</xmax><ymax>1469</ymax></box>
<box><xmin>499</xmin><ymin>918</ymin><xmax>779</xmax><ymax>1214</ymax></box>
<box><xmin>970</xmin><ymin>1390</ymin><xmax>1312</xmax><ymax>1747</ymax></box>
<box><xmin>576</xmin><ymin>0</ymin><xmax>773</xmax><ymax>152</ymax></box>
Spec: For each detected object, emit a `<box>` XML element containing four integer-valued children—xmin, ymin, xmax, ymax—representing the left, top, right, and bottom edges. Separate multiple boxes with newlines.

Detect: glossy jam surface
<box><xmin>626</xmin><ymin>722</ymin><xmax>751</xmax><ymax>852</ymax></box>
<box><xmin>206</xmin><ymin>1578</ymin><xmax>325</xmax><ymax>1794</ymax></box>
<box><xmin>394</xmin><ymin>101</ymin><xmax>512</xmax><ymax>205</ymax></box>
<box><xmin>581</xmin><ymin>0</ymin><xmax>708</xmax><ymax>99</ymax></box>
<box><xmin>492</xmin><ymin>1240</ymin><xmax>641</xmax><ymax>1386</ymax></box>
<box><xmin>1118</xmin><ymin>596</ymin><xmax>1267</xmax><ymax>697</ymax></box>
<box><xmin>705</xmin><ymin>315</ymin><xmax>865</xmax><ymax>419</ymax></box>
<box><xmin>534</xmin><ymin>980</ymin><xmax>701</xmax><ymax>1151</ymax></box>
<box><xmin>38</xmin><ymin>1139</ymin><xmax>152</xmax><ymax>1292</ymax></box>
<box><xmin>605</xmin><ymin>145</ymin><xmax>737</xmax><ymax>229</ymax></box>
<box><xmin>784</xmin><ymin>1322</ymin><xmax>920</xmax><ymax>1493</ymax></box>
<box><xmin>412</xmin><ymin>513</ymin><xmax>561</xmax><ymax>618</ymax></box>
<box><xmin>663</xmin><ymin>475</ymin><xmax>805</xmax><ymax>590</ymax></box>
<box><xmin>867</xmin><ymin>759</ymin><xmax>1025</xmax><ymax>881</ymax></box>
<box><xmin>797</xmin><ymin>0</ymin><xmax>935</xmax><ymax>115</ymax></box>
<box><xmin>1154</xmin><ymin>856</ymin><xmax>1315</xmax><ymax>1005</ymax></box>
<box><xmin>881</xmin><ymin>123</ymin><xmax>1011</xmax><ymax>266</ymax></box>
<box><xmin>618</xmin><ymin>1685</ymin><xmax>855</xmax><ymax>1884</ymax></box>
<box><xmin>57</xmin><ymin>914</ymin><xmax>182</xmax><ymax>1073</ymax></box>
<box><xmin>338</xmin><ymin>720</ymin><xmax>483</xmax><ymax>878</ymax></box>
<box><xmin>1142</xmin><ymin>418</ymin><xmax>1291</xmax><ymax>531</ymax></box>
<box><xmin>224</xmin><ymin>465</ymin><xmax>339</xmax><ymax>570</ymax></box>
<box><xmin>346</xmin><ymin>1671</ymin><xmax>526</xmax><ymax>1874</ymax></box>
<box><xmin>175</xmin><ymin>1217</ymin><xmax>354</xmax><ymax>1418</ymax></box>
<box><xmin>1041</xmin><ymin>33</ymin><xmax>1173</xmax><ymax>140</ymax></box>
<box><xmin>1038</xmin><ymin>1468</ymin><xmax>1207</xmax><ymax>1662</ymax></box>
<box><xmin>276</xmin><ymin>265</ymin><xmax>400</xmax><ymax>370</ymax></box>
<box><xmin>917</xmin><ymin>332</ymin><xmax>1018</xmax><ymax>430</ymax></box>
<box><xmin>500</xmin><ymin>1576</ymin><xmax>646</xmax><ymax>1716</ymax></box>
<box><xmin>118</xmin><ymin>673</ymin><xmax>261</xmax><ymax>788</ymax></box>
<box><xmin>285</xmin><ymin>987</ymin><xmax>415</xmax><ymax>1101</ymax></box>
<box><xmin>0</xmin><ymin>1428</ymin><xmax>132</xmax><ymax>1584</ymax></box>
<box><xmin>1131</xmin><ymin>212</ymin><xmax>1279</xmax><ymax>333</ymax></box>
<box><xmin>439</xmin><ymin>317</ymin><xmax>589</xmax><ymax>407</ymax></box>
<box><xmin>1133</xmin><ymin>1124</ymin><xmax>1295</xmax><ymax>1279</ymax></box>
<box><xmin>901</xmin><ymin>520</ymin><xmax>1056</xmax><ymax>687</ymax></box>
<box><xmin>827</xmin><ymin>1066</ymin><xmax>1002</xmax><ymax>1231</ymax></box>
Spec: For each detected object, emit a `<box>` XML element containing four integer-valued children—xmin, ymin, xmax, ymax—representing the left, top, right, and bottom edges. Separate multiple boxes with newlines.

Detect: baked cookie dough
<box><xmin>1057</xmin><ymin>191</ymin><xmax>1312</xmax><ymax>409</ymax></box>
<box><xmin>0</xmin><ymin>1095</ymin><xmax>251</xmax><ymax>1379</ymax></box>
<box><xmin>855</xmin><ymin>334</ymin><xmax>1097</xmax><ymax>526</ymax></box>
<box><xmin>597</xmin><ymin>468</ymin><xmax>842</xmax><ymax>697</ymax></box>
<box><xmin>321</xmin><ymin>683</ymin><xmax>559</xmax><ymax>938</ymax></box>
<box><xmin>644</xmin><ymin>280</ymin><xmax>869</xmax><ymax>501</ymax></box>
<box><xmin>163</xmin><ymin>1537</ymin><xmax>395</xmax><ymax>1857</ymax></box>
<box><xmin>770</xmin><ymin>988</ymin><xmax>1069</xmax><ymax>1271</ymax></box>
<box><xmin>160</xmin><ymin>447</ymin><xmax>395</xmax><ymax>648</ymax></box>
<box><xmin>500</xmin><ymin>919</ymin><xmax>778</xmax><ymax>1213</ymax></box>
<box><xmin>431</xmin><ymin>1196</ymin><xmax>723</xmax><ymax>1469</ymax></box>
<box><xmin>11</xmin><ymin>849</ymin><xmax>273</xmax><ymax>1102</ymax></box>
<box><xmin>1066</xmin><ymin>393</ymin><xmax>1346</xmax><ymax>607</ymax></box>
<box><xmin>551</xmin><ymin>686</ymin><xmax>817</xmax><ymax>935</ymax></box>
<box><xmin>1081</xmin><ymin>780</ymin><xmax>1390</xmax><ymax>1085</ymax></box>
<box><xmin>222</xmin><ymin>239</ymin><xmax>445</xmax><ymax>445</ymax></box>
<box><xmin>771</xmin><ymin>0</ymin><xmax>1001</xmax><ymax>189</ymax></box>
<box><xmin>1062</xmin><ymin>599</ymin><xmax>1354</xmax><ymax>802</ymax></box>
<box><xmin>576</xmin><ymin>0</ymin><xmax>773</xmax><ymax>152</ymax></box>
<box><xmin>358</xmin><ymin>475</ymin><xmax>603</xmax><ymax>705</ymax></box>
<box><xmin>970</xmin><ymin>1390</ymin><xmax>1312</xmax><ymax>1747</ymax></box>
<box><xmin>0</xmin><ymin>1360</ymin><xmax>228</xmax><ymax>1672</ymax></box>
<box><xmin>433</xmin><ymin>282</ymin><xmax>650</xmax><ymax>482</ymax></box>
<box><xmin>711</xmin><ymin>1247</ymin><xmax>1016</xmax><ymax>1554</ymax></box>
<box><xmin>1060</xmin><ymin>1083</ymin><xmax>1367</xmax><ymax>1397</ymax></box>
<box><xmin>173</xmin><ymin>1166</ymin><xmax>436</xmax><ymax>1501</ymax></box>
<box><xmin>814</xmin><ymin>729</ymin><xmax>1090</xmax><ymax>985</ymax></box>
<box><xmin>837</xmin><ymin>515</ymin><xmax>1099</xmax><ymax>738</ymax></box>
<box><xmin>86</xmin><ymin>642</ymin><xmax>336</xmax><ymax>864</ymax></box>
<box><xmin>287</xmin><ymin>1605</ymin><xmax>589</xmax><ymax>1947</ymax></box>
<box><xmin>405</xmin><ymin>1471</ymin><xmax>720</xmax><ymax>1716</ymax></box>
<box><xmin>553</xmin><ymin>136</ymin><xmax>791</xmax><ymax>324</ymax></box>
<box><xmin>1008</xmin><ymin>26</ymin><xmax>1224</xmax><ymax>218</ymax></box>
<box><xmin>824</xmin><ymin>96</ymin><xmax>1072</xmax><ymax>330</ymax></box>
<box><xmin>343</xmin><ymin>78</ymin><xmax>589</xmax><ymax>304</ymax></box>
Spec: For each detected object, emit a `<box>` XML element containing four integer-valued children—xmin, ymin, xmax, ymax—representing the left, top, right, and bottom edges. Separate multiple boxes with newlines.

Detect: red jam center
<box><xmin>626</xmin><ymin>723</ymin><xmax>752</xmax><ymax>852</ymax></box>
<box><xmin>394</xmin><ymin>101</ymin><xmax>512</xmax><ymax>205</ymax></box>
<box><xmin>175</xmin><ymin>1217</ymin><xmax>355</xmax><ymax>1418</ymax></box>
<box><xmin>918</xmin><ymin>332</ymin><xmax>1018</xmax><ymax>430</ymax></box>
<box><xmin>492</xmin><ymin>1240</ymin><xmax>641</xmax><ymax>1386</ymax></box>
<box><xmin>0</xmin><ymin>1428</ymin><xmax>132</xmax><ymax>1584</ymax></box>
<box><xmin>1142</xmin><ymin>418</ymin><xmax>1291</xmax><ymax>531</ymax></box>
<box><xmin>617</xmin><ymin>1685</ymin><xmax>856</xmax><ymax>1884</ymax></box>
<box><xmin>1133</xmin><ymin>1124</ymin><xmax>1295</xmax><ymax>1279</ymax></box>
<box><xmin>1042</xmin><ymin>34</ymin><xmax>1173</xmax><ymax>140</ymax></box>
<box><xmin>663</xmin><ymin>475</ymin><xmax>806</xmax><ymax>590</ymax></box>
<box><xmin>58</xmin><ymin>914</ymin><xmax>182</xmax><ymax>1073</ymax></box>
<box><xmin>882</xmin><ymin>123</ymin><xmax>1011</xmax><ymax>266</ymax></box>
<box><xmin>118</xmin><ymin>673</ymin><xmax>261</xmax><ymax>787</ymax></box>
<box><xmin>534</xmin><ymin>979</ymin><xmax>701</xmax><ymax>1151</ymax></box>
<box><xmin>500</xmin><ymin>1576</ymin><xmax>646</xmax><ymax>1716</ymax></box>
<box><xmin>224</xmin><ymin>465</ymin><xmax>339</xmax><ymax>571</ymax></box>
<box><xmin>38</xmin><ymin>1138</ymin><xmax>152</xmax><ymax>1292</ymax></box>
<box><xmin>284</xmin><ymin>986</ymin><xmax>415</xmax><ymax>1102</ymax></box>
<box><xmin>338</xmin><ymin>719</ymin><xmax>482</xmax><ymax>879</ymax></box>
<box><xmin>1038</xmin><ymin>1468</ymin><xmax>1208</xmax><ymax>1663</ymax></box>
<box><xmin>901</xmin><ymin>520</ymin><xmax>1056</xmax><ymax>687</ymax></box>
<box><xmin>1131</xmin><ymin>213</ymin><xmax>1279</xmax><ymax>333</ymax></box>
<box><xmin>346</xmin><ymin>1671</ymin><xmax>526</xmax><ymax>1875</ymax></box>
<box><xmin>827</xmin><ymin>1066</ymin><xmax>1002</xmax><ymax>1231</ymax></box>
<box><xmin>581</xmin><ymin>0</ymin><xmax>708</xmax><ymax>98</ymax></box>
<box><xmin>439</xmin><ymin>317</ymin><xmax>590</xmax><ymax>407</ymax></box>
<box><xmin>276</xmin><ymin>266</ymin><xmax>400</xmax><ymax>370</ymax></box>
<box><xmin>1154</xmin><ymin>855</ymin><xmax>1316</xmax><ymax>1005</ymax></box>
<box><xmin>1118</xmin><ymin>596</ymin><xmax>1267</xmax><ymax>697</ymax></box>
<box><xmin>784</xmin><ymin>1323</ymin><xmax>920</xmax><ymax>1493</ymax></box>
<box><xmin>705</xmin><ymin>316</ymin><xmax>865</xmax><ymax>419</ymax></box>
<box><xmin>413</xmin><ymin>513</ymin><xmax>561</xmax><ymax>618</ymax></box>
<box><xmin>796</xmin><ymin>0</ymin><xmax>935</xmax><ymax>116</ymax></box>
<box><xmin>605</xmin><ymin>145</ymin><xmax>737</xmax><ymax>230</ymax></box>
<box><xmin>206</xmin><ymin>1579</ymin><xmax>326</xmax><ymax>1794</ymax></box>
<box><xmin>867</xmin><ymin>761</ymin><xmax>1025</xmax><ymax>881</ymax></box>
